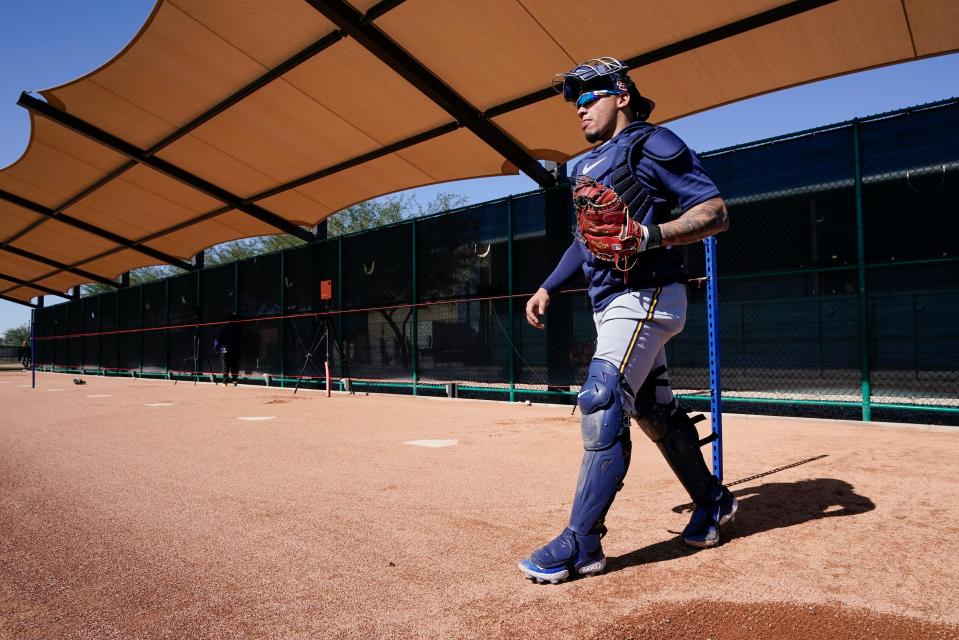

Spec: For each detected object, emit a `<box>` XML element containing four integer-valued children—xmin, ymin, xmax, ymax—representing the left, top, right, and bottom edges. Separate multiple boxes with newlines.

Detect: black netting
<box><xmin>200</xmin><ymin>264</ymin><xmax>236</xmax><ymax>322</ymax></box>
<box><xmin>38</xmin><ymin>307</ymin><xmax>54</xmax><ymax>365</ymax></box>
<box><xmin>167</xmin><ymin>273</ymin><xmax>199</xmax><ymax>374</ymax></box>
<box><xmin>67</xmin><ymin>299</ymin><xmax>82</xmax><ymax>367</ymax></box>
<box><xmin>99</xmin><ymin>293</ymin><xmax>118</xmax><ymax>371</ymax></box>
<box><xmin>283</xmin><ymin>242</ymin><xmax>338</xmax><ymax>314</ymax></box>
<box><xmin>284</xmin><ymin>315</ymin><xmax>329</xmax><ymax>384</ymax></box>
<box><xmin>511</xmin><ymin>188</ymin><xmax>567</xmax><ymax>295</ymax></box>
<box><xmin>140</xmin><ymin>281</ymin><xmax>166</xmax><ymax>372</ymax></box>
<box><xmin>237</xmin><ymin>318</ymin><xmax>281</xmax><ymax>376</ymax></box>
<box><xmin>868</xmin><ymin>264</ymin><xmax>958</xmax><ymax>408</ymax></box>
<box><xmin>416</xmin><ymin>201</ymin><xmax>508</xmax><ymax>300</ymax></box>
<box><xmin>168</xmin><ymin>273</ymin><xmax>198</xmax><ymax>325</ymax></box>
<box><xmin>341</xmin><ymin>224</ymin><xmax>412</xmax><ymax>308</ymax></box>
<box><xmin>32</xmin><ymin>99</ymin><xmax>959</xmax><ymax>423</ymax></box>
<box><xmin>338</xmin><ymin>308</ymin><xmax>412</xmax><ymax>381</ymax></box>
<box><xmin>239</xmin><ymin>254</ymin><xmax>281</xmax><ymax>318</ymax></box>
<box><xmin>82</xmin><ymin>296</ymin><xmax>99</xmax><ymax>369</ymax></box>
<box><xmin>117</xmin><ymin>287</ymin><xmax>139</xmax><ymax>371</ymax></box>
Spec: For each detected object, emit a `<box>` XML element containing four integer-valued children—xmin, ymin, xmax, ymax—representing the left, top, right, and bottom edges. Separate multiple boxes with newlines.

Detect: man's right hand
<box><xmin>525</xmin><ymin>288</ymin><xmax>551</xmax><ymax>329</ymax></box>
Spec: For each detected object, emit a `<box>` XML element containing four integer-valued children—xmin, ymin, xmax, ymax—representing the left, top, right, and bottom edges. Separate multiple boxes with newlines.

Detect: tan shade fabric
<box><xmin>2</xmin><ymin>0</ymin><xmax>958</xmax><ymax>303</ymax></box>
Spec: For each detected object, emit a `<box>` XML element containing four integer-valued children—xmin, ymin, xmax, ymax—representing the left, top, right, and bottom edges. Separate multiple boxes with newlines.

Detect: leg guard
<box><xmin>633</xmin><ymin>367</ymin><xmax>719</xmax><ymax>505</ymax></box>
<box><xmin>520</xmin><ymin>359</ymin><xmax>629</xmax><ymax>582</ymax></box>
<box><xmin>568</xmin><ymin>358</ymin><xmax>633</xmax><ymax>536</ymax></box>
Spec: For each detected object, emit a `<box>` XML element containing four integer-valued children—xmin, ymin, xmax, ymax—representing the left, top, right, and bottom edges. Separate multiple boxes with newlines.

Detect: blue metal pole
<box><xmin>704</xmin><ymin>235</ymin><xmax>723</xmax><ymax>481</ymax></box>
<box><xmin>31</xmin><ymin>307</ymin><xmax>36</xmax><ymax>389</ymax></box>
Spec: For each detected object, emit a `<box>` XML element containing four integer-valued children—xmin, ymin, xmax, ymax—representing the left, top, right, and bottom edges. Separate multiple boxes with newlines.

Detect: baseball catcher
<box><xmin>518</xmin><ymin>57</ymin><xmax>736</xmax><ymax>584</ymax></box>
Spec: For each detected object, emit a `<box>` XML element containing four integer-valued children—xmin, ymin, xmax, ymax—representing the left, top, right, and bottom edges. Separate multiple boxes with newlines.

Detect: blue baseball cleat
<box><xmin>683</xmin><ymin>486</ymin><xmax>738</xmax><ymax>548</ymax></box>
<box><xmin>518</xmin><ymin>528</ymin><xmax>606</xmax><ymax>584</ymax></box>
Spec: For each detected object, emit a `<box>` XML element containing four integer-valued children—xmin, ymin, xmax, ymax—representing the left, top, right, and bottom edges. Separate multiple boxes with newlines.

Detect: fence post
<box><xmin>164</xmin><ymin>278</ymin><xmax>170</xmax><ymax>378</ymax></box>
<box><xmin>30</xmin><ymin>307</ymin><xmax>36</xmax><ymax>389</ymax></box>
<box><xmin>411</xmin><ymin>219</ymin><xmax>418</xmax><ymax>396</ymax></box>
<box><xmin>544</xmin><ymin>185</ymin><xmax>573</xmax><ymax>397</ymax></box>
<box><xmin>507</xmin><ymin>196</ymin><xmax>515</xmax><ymax>402</ymax></box>
<box><xmin>138</xmin><ymin>285</ymin><xmax>143</xmax><ymax>376</ymax></box>
<box><xmin>97</xmin><ymin>295</ymin><xmax>102</xmax><ymax>376</ymax></box>
<box><xmin>196</xmin><ymin>269</ymin><xmax>203</xmax><ymax>381</ymax></box>
<box><xmin>337</xmin><ymin>236</ymin><xmax>343</xmax><ymax>391</ymax></box>
<box><xmin>78</xmin><ymin>298</ymin><xmax>84</xmax><ymax>373</ymax></box>
<box><xmin>280</xmin><ymin>249</ymin><xmax>286</xmax><ymax>388</ymax></box>
<box><xmin>853</xmin><ymin>120</ymin><xmax>872</xmax><ymax>421</ymax></box>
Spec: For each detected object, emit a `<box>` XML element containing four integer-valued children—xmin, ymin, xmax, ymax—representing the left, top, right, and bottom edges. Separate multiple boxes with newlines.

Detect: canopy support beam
<box><xmin>0</xmin><ymin>188</ymin><xmax>194</xmax><ymax>272</ymax></box>
<box><xmin>306</xmin><ymin>0</ymin><xmax>556</xmax><ymax>188</ymax></box>
<box><xmin>18</xmin><ymin>93</ymin><xmax>316</xmax><ymax>244</ymax></box>
<box><xmin>0</xmin><ymin>270</ymin><xmax>69</xmax><ymax>297</ymax></box>
<box><xmin>0</xmin><ymin>294</ymin><xmax>36</xmax><ymax>308</ymax></box>
<box><xmin>484</xmin><ymin>0</ymin><xmax>840</xmax><ymax>118</ymax></box>
<box><xmin>0</xmin><ymin>245</ymin><xmax>117</xmax><ymax>289</ymax></box>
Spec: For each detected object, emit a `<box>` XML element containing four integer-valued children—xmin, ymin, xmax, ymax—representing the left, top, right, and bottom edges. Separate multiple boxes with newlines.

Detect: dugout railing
<box><xmin>29</xmin><ymin>98</ymin><xmax>959</xmax><ymax>425</ymax></box>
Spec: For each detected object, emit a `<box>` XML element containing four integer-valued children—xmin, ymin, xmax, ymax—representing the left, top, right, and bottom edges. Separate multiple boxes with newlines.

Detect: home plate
<box><xmin>145</xmin><ymin>402</ymin><xmax>175</xmax><ymax>407</ymax></box>
<box><xmin>404</xmin><ymin>439</ymin><xmax>458</xmax><ymax>448</ymax></box>
<box><xmin>237</xmin><ymin>416</ymin><xmax>276</xmax><ymax>422</ymax></box>
<box><xmin>47</xmin><ymin>388</ymin><xmax>65</xmax><ymax>392</ymax></box>
<box><xmin>87</xmin><ymin>394</ymin><xmax>113</xmax><ymax>398</ymax></box>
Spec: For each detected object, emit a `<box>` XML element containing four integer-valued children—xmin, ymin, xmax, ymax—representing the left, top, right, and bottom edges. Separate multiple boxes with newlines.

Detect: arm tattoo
<box><xmin>659</xmin><ymin>197</ymin><xmax>729</xmax><ymax>246</ymax></box>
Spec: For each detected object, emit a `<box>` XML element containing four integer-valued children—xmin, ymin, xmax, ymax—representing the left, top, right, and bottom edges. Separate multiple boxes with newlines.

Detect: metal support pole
<box><xmin>853</xmin><ymin>121</ymin><xmax>872</xmax><ymax>421</ymax></box>
<box><xmin>78</xmin><ymin>297</ymin><xmax>84</xmax><ymax>372</ymax></box>
<box><xmin>411</xmin><ymin>219</ymin><xmax>418</xmax><ymax>396</ymax></box>
<box><xmin>31</xmin><ymin>307</ymin><xmax>36</xmax><ymax>389</ymax></box>
<box><xmin>705</xmin><ymin>235</ymin><xmax>724</xmax><ymax>481</ymax></box>
<box><xmin>97</xmin><ymin>295</ymin><xmax>102</xmax><ymax>375</ymax></box>
<box><xmin>507</xmin><ymin>197</ymin><xmax>515</xmax><ymax>402</ymax></box>
<box><xmin>279</xmin><ymin>250</ymin><xmax>286</xmax><ymax>388</ymax></box>
<box><xmin>337</xmin><ymin>236</ymin><xmax>343</xmax><ymax>391</ymax></box>
<box><xmin>138</xmin><ymin>285</ymin><xmax>143</xmax><ymax>376</ymax></box>
<box><xmin>164</xmin><ymin>279</ymin><xmax>170</xmax><ymax>379</ymax></box>
<box><xmin>233</xmin><ymin>262</ymin><xmax>240</xmax><ymax>315</ymax></box>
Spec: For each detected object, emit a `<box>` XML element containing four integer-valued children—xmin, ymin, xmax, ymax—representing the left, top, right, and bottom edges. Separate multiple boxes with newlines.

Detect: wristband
<box><xmin>645</xmin><ymin>224</ymin><xmax>663</xmax><ymax>250</ymax></box>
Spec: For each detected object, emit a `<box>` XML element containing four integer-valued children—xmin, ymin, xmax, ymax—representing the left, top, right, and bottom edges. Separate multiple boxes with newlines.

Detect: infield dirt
<box><xmin>1</xmin><ymin>371</ymin><xmax>957</xmax><ymax>639</ymax></box>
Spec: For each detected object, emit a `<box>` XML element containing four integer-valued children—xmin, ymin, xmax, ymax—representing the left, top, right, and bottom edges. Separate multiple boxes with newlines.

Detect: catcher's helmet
<box><xmin>552</xmin><ymin>57</ymin><xmax>655</xmax><ymax>121</ymax></box>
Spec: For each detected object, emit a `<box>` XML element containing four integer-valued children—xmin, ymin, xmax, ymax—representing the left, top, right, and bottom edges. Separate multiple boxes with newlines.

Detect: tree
<box><xmin>78</xmin><ymin>191</ymin><xmax>470</xmax><ymax>302</ymax></box>
<box><xmin>2</xmin><ymin>322</ymin><xmax>30</xmax><ymax>346</ymax></box>
<box><xmin>81</xmin><ymin>264</ymin><xmax>185</xmax><ymax>297</ymax></box>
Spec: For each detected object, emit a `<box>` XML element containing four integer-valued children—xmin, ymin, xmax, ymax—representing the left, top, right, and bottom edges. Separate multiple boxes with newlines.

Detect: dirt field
<box><xmin>2</xmin><ymin>371</ymin><xmax>958</xmax><ymax>639</ymax></box>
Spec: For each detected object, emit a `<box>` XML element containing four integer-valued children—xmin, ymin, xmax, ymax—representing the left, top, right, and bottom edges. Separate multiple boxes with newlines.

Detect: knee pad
<box><xmin>578</xmin><ymin>358</ymin><xmax>632</xmax><ymax>450</ymax></box>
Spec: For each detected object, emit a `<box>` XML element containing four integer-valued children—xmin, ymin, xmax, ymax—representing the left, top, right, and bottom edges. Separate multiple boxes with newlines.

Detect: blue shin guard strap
<box><xmin>528</xmin><ymin>528</ymin><xmax>603</xmax><ymax>571</ymax></box>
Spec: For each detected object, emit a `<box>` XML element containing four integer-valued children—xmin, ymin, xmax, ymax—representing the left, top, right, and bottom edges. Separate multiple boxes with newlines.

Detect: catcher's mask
<box><xmin>552</xmin><ymin>57</ymin><xmax>655</xmax><ymax>121</ymax></box>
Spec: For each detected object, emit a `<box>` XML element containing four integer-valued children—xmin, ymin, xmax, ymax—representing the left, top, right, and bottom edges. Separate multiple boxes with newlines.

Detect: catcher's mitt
<box><xmin>573</xmin><ymin>175</ymin><xmax>653</xmax><ymax>271</ymax></box>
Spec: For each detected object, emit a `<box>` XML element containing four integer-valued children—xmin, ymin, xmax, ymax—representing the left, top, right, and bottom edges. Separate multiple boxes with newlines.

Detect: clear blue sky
<box><xmin>1</xmin><ymin>0</ymin><xmax>957</xmax><ymax>335</ymax></box>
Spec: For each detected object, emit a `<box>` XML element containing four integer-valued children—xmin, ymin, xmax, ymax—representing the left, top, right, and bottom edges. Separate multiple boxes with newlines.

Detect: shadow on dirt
<box><xmin>606</xmin><ymin>477</ymin><xmax>875</xmax><ymax>573</ymax></box>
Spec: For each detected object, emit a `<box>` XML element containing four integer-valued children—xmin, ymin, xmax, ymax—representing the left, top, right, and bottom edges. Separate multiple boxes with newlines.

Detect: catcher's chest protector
<box><xmin>573</xmin><ymin>127</ymin><xmax>657</xmax><ymax>272</ymax></box>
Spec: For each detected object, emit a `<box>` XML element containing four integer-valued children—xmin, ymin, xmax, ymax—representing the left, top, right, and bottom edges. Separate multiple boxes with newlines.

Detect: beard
<box><xmin>584</xmin><ymin>130</ymin><xmax>604</xmax><ymax>143</ymax></box>
<box><xmin>583</xmin><ymin>120</ymin><xmax>614</xmax><ymax>144</ymax></box>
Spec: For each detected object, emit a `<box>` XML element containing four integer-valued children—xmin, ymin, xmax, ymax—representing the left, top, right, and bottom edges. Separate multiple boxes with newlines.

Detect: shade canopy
<box><xmin>2</xmin><ymin>0</ymin><xmax>957</xmax><ymax>304</ymax></box>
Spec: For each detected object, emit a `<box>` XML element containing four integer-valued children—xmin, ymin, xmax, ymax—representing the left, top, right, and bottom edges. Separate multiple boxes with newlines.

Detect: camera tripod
<box><xmin>291</xmin><ymin>314</ymin><xmax>354</xmax><ymax>396</ymax></box>
<box><xmin>175</xmin><ymin>320</ymin><xmax>218</xmax><ymax>386</ymax></box>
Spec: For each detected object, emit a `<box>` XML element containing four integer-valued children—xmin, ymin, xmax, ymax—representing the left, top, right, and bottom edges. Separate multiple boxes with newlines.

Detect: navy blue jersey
<box><xmin>542</xmin><ymin>121</ymin><xmax>720</xmax><ymax>311</ymax></box>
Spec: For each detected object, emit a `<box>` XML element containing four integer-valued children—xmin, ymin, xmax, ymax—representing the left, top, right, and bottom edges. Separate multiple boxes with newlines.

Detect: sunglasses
<box><xmin>575</xmin><ymin>89</ymin><xmax>623</xmax><ymax>109</ymax></box>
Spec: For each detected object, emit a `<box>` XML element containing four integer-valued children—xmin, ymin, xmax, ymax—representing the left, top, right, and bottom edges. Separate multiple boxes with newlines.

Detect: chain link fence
<box><xmin>30</xmin><ymin>99</ymin><xmax>959</xmax><ymax>425</ymax></box>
